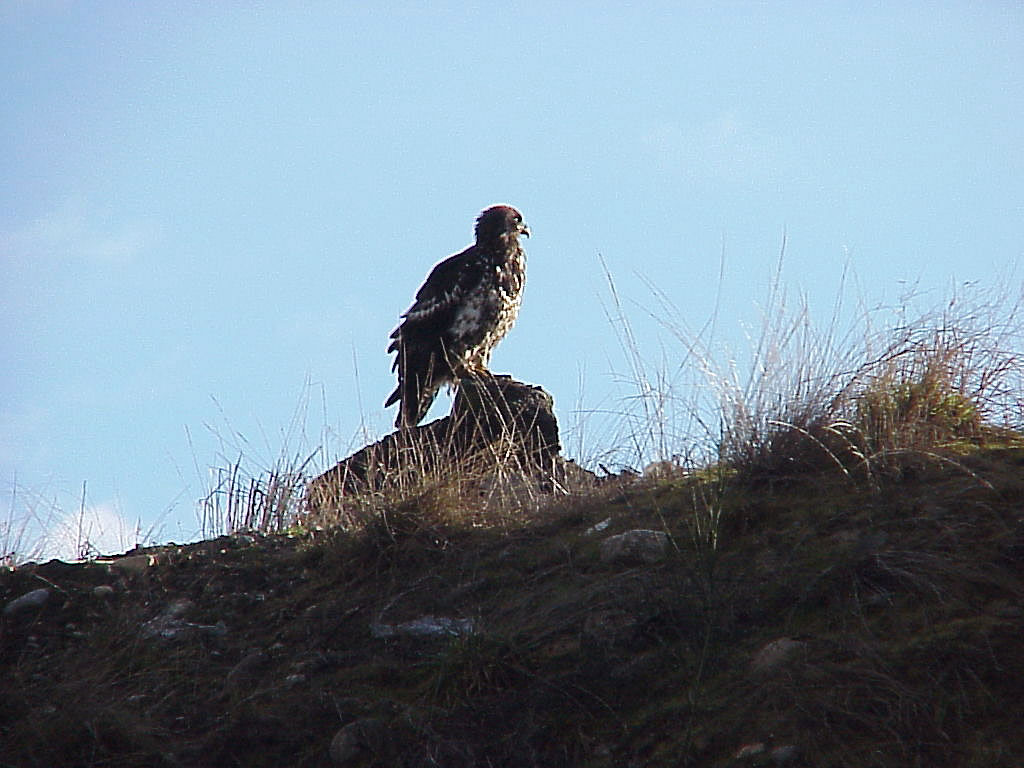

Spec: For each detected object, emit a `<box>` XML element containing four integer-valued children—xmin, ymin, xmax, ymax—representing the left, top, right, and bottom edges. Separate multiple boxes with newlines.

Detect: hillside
<box><xmin>3</xmin><ymin>445</ymin><xmax>1023</xmax><ymax>767</ymax></box>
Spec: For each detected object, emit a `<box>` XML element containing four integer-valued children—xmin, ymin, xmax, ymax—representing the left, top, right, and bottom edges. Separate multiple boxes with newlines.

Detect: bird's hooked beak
<box><xmin>519</xmin><ymin>222</ymin><xmax>531</xmax><ymax>238</ymax></box>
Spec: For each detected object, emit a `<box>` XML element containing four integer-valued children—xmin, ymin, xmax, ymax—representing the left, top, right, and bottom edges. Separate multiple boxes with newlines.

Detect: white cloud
<box><xmin>59</xmin><ymin>502</ymin><xmax>141</xmax><ymax>559</ymax></box>
<box><xmin>3</xmin><ymin>498</ymin><xmax>142</xmax><ymax>563</ymax></box>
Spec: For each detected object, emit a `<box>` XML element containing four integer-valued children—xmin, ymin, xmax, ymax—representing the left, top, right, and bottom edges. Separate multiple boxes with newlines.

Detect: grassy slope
<box><xmin>2</xmin><ymin>447</ymin><xmax>1024</xmax><ymax>767</ymax></box>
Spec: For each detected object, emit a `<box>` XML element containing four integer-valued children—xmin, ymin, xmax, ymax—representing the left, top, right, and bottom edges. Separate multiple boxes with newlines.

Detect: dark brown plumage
<box><xmin>385</xmin><ymin>205</ymin><xmax>530</xmax><ymax>427</ymax></box>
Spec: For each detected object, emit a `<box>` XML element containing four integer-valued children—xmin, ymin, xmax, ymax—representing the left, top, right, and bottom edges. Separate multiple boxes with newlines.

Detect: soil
<box><xmin>3</xmin><ymin>448</ymin><xmax>1024</xmax><ymax>767</ymax></box>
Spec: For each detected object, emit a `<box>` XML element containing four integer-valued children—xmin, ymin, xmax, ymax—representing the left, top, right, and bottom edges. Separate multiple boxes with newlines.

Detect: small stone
<box><xmin>4</xmin><ymin>588</ymin><xmax>51</xmax><ymax>615</ymax></box>
<box><xmin>750</xmin><ymin>637</ymin><xmax>806</xmax><ymax>674</ymax></box>
<box><xmin>283</xmin><ymin>673</ymin><xmax>306</xmax><ymax>687</ymax></box>
<box><xmin>770</xmin><ymin>745</ymin><xmax>799</xmax><ymax>765</ymax></box>
<box><xmin>92</xmin><ymin>585</ymin><xmax>116</xmax><ymax>599</ymax></box>
<box><xmin>370</xmin><ymin>615</ymin><xmax>475</xmax><ymax>639</ymax></box>
<box><xmin>141</xmin><ymin>599</ymin><xmax>226</xmax><ymax>642</ymax></box>
<box><xmin>734</xmin><ymin>742</ymin><xmax>766</xmax><ymax>760</ymax></box>
<box><xmin>100</xmin><ymin>554</ymin><xmax>157</xmax><ymax>574</ymax></box>
<box><xmin>582</xmin><ymin>609</ymin><xmax>638</xmax><ymax>651</ymax></box>
<box><xmin>600</xmin><ymin>529</ymin><xmax>669</xmax><ymax>565</ymax></box>
<box><xmin>329</xmin><ymin>718</ymin><xmax>391</xmax><ymax>764</ymax></box>
<box><xmin>585</xmin><ymin>517</ymin><xmax>612</xmax><ymax>535</ymax></box>
<box><xmin>224</xmin><ymin>651</ymin><xmax>269</xmax><ymax>691</ymax></box>
<box><xmin>165</xmin><ymin>599</ymin><xmax>192</xmax><ymax>617</ymax></box>
<box><xmin>204</xmin><ymin>620</ymin><xmax>229</xmax><ymax>638</ymax></box>
<box><xmin>142</xmin><ymin>616</ymin><xmax>187</xmax><ymax>641</ymax></box>
<box><xmin>994</xmin><ymin>603</ymin><xmax>1023</xmax><ymax>619</ymax></box>
<box><xmin>643</xmin><ymin>460</ymin><xmax>686</xmax><ymax>479</ymax></box>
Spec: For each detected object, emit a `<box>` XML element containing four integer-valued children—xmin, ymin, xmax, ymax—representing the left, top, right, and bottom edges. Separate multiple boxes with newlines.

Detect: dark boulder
<box><xmin>307</xmin><ymin>375</ymin><xmax>592</xmax><ymax>516</ymax></box>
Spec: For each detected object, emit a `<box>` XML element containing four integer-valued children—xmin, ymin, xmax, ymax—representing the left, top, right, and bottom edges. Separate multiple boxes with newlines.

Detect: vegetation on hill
<box><xmin>3</xmin><ymin>278</ymin><xmax>1023</xmax><ymax>766</ymax></box>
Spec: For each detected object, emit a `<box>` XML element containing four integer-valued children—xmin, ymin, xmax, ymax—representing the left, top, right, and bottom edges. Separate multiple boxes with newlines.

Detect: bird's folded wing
<box><xmin>400</xmin><ymin>248</ymin><xmax>481</xmax><ymax>325</ymax></box>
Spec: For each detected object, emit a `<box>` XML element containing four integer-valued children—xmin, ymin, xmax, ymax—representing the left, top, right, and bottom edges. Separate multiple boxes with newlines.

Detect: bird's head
<box><xmin>475</xmin><ymin>205</ymin><xmax>530</xmax><ymax>244</ymax></box>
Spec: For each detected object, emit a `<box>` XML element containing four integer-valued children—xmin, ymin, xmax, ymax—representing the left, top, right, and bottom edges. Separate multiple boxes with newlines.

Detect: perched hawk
<box><xmin>385</xmin><ymin>205</ymin><xmax>530</xmax><ymax>427</ymax></box>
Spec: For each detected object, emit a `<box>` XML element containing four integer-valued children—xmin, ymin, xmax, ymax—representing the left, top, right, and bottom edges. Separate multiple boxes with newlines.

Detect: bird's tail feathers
<box><xmin>384</xmin><ymin>383</ymin><xmax>402</xmax><ymax>409</ymax></box>
<box><xmin>386</xmin><ymin>347</ymin><xmax>446</xmax><ymax>428</ymax></box>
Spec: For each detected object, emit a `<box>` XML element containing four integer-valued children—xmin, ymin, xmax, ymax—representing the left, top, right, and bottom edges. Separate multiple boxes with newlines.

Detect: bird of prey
<box><xmin>385</xmin><ymin>204</ymin><xmax>530</xmax><ymax>428</ymax></box>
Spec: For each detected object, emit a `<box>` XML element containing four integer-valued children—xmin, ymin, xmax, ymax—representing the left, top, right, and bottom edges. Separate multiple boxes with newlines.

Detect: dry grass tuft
<box><xmin>601</xmin><ymin>254</ymin><xmax>1023</xmax><ymax>486</ymax></box>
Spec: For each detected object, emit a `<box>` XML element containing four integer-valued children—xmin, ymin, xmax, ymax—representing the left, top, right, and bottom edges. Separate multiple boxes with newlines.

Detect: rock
<box><xmin>454</xmin><ymin>375</ymin><xmax>561</xmax><ymax>459</ymax></box>
<box><xmin>306</xmin><ymin>375</ymin><xmax>596</xmax><ymax>516</ymax></box>
<box><xmin>733</xmin><ymin>742</ymin><xmax>766</xmax><ymax>760</ymax></box>
<box><xmin>608</xmin><ymin>650</ymin><xmax>662</xmax><ymax>682</ymax></box>
<box><xmin>142</xmin><ymin>599</ymin><xmax>228</xmax><ymax>642</ymax></box>
<box><xmin>4</xmin><ymin>587</ymin><xmax>51</xmax><ymax>615</ymax></box>
<box><xmin>98</xmin><ymin>554</ymin><xmax>157</xmax><ymax>575</ymax></box>
<box><xmin>600</xmin><ymin>529</ymin><xmax>669</xmax><ymax>565</ymax></box>
<box><xmin>329</xmin><ymin>718</ymin><xmax>395</xmax><ymax>765</ymax></box>
<box><xmin>731</xmin><ymin>742</ymin><xmax>799</xmax><ymax>764</ymax></box>
<box><xmin>92</xmin><ymin>585</ymin><xmax>116</xmax><ymax>599</ymax></box>
<box><xmin>204</xmin><ymin>620</ymin><xmax>229</xmax><ymax>638</ymax></box>
<box><xmin>582</xmin><ymin>609</ymin><xmax>638</xmax><ymax>652</ymax></box>
<box><xmin>141</xmin><ymin>601</ymin><xmax>191</xmax><ymax>641</ymax></box>
<box><xmin>585</xmin><ymin>517</ymin><xmax>612</xmax><ymax>536</ymax></box>
<box><xmin>370</xmin><ymin>615</ymin><xmax>475</xmax><ymax>639</ymax></box>
<box><xmin>750</xmin><ymin>637</ymin><xmax>807</xmax><ymax>675</ymax></box>
<box><xmin>770</xmin><ymin>745</ymin><xmax>800</xmax><ymax>765</ymax></box>
<box><xmin>643</xmin><ymin>460</ymin><xmax>687</xmax><ymax>480</ymax></box>
<box><xmin>224</xmin><ymin>650</ymin><xmax>269</xmax><ymax>691</ymax></box>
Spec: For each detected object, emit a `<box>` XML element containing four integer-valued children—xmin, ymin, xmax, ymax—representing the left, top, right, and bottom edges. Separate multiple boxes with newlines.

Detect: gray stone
<box><xmin>224</xmin><ymin>650</ymin><xmax>269</xmax><ymax>691</ymax></box>
<box><xmin>329</xmin><ymin>718</ymin><xmax>393</xmax><ymax>765</ymax></box>
<box><xmin>600</xmin><ymin>529</ymin><xmax>669</xmax><ymax>565</ymax></box>
<box><xmin>733</xmin><ymin>742</ymin><xmax>766</xmax><ymax>760</ymax></box>
<box><xmin>98</xmin><ymin>554</ymin><xmax>156</xmax><ymax>574</ymax></box>
<box><xmin>371</xmin><ymin>615</ymin><xmax>475</xmax><ymax>639</ymax></box>
<box><xmin>643</xmin><ymin>460</ymin><xmax>686</xmax><ymax>480</ymax></box>
<box><xmin>750</xmin><ymin>637</ymin><xmax>806</xmax><ymax>674</ymax></box>
<box><xmin>142</xmin><ymin>599</ymin><xmax>228</xmax><ymax>642</ymax></box>
<box><xmin>582</xmin><ymin>609</ymin><xmax>638</xmax><ymax>651</ymax></box>
<box><xmin>4</xmin><ymin>587</ymin><xmax>51</xmax><ymax>615</ymax></box>
<box><xmin>770</xmin><ymin>745</ymin><xmax>800</xmax><ymax>765</ymax></box>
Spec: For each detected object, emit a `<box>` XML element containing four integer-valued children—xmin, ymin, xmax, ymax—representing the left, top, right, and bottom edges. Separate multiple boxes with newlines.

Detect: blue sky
<box><xmin>2</xmin><ymin>2</ymin><xmax>1022</xmax><ymax>557</ymax></box>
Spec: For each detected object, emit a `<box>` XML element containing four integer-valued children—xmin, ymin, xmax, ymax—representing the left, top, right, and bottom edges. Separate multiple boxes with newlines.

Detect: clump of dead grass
<box><xmin>198</xmin><ymin>452</ymin><xmax>316</xmax><ymax>537</ymax></box>
<box><xmin>194</xmin><ymin>382</ymin><xmax>325</xmax><ymax>538</ymax></box>
<box><xmin>712</xmin><ymin>283</ymin><xmax>1022</xmax><ymax>482</ymax></box>
<box><xmin>603</xmin><ymin>252</ymin><xmax>1023</xmax><ymax>486</ymax></box>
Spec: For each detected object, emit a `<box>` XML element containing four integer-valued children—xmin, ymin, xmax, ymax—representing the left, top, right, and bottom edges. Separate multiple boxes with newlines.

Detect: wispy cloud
<box><xmin>0</xmin><ymin>195</ymin><xmax>160</xmax><ymax>267</ymax></box>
